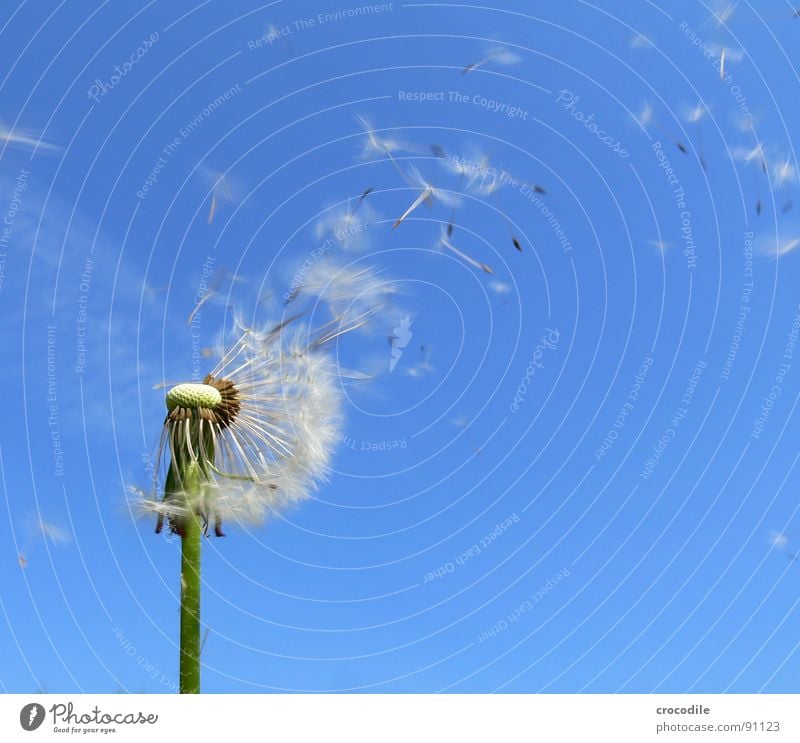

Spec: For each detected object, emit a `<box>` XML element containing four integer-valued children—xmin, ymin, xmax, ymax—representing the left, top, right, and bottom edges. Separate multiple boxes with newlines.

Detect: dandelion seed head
<box><xmin>143</xmin><ymin>319</ymin><xmax>347</xmax><ymax>534</ymax></box>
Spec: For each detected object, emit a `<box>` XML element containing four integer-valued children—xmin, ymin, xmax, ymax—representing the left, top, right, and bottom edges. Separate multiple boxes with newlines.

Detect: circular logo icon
<box><xmin>20</xmin><ymin>703</ymin><xmax>45</xmax><ymax>732</ymax></box>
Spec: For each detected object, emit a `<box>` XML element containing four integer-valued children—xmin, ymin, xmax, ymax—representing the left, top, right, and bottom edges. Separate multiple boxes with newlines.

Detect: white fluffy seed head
<box><xmin>143</xmin><ymin>318</ymin><xmax>349</xmax><ymax>533</ymax></box>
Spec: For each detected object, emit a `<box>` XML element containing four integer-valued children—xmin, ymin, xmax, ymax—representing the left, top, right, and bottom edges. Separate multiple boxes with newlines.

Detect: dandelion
<box><xmin>140</xmin><ymin>313</ymin><xmax>355</xmax><ymax>693</ymax></box>
<box><xmin>139</xmin><ymin>255</ymin><xmax>394</xmax><ymax>693</ymax></box>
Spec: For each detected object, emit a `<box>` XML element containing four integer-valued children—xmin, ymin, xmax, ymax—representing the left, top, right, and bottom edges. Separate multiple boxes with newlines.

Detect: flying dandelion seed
<box><xmin>462</xmin><ymin>44</ymin><xmax>521</xmax><ymax>74</ymax></box>
<box><xmin>437</xmin><ymin>225</ymin><xmax>493</xmax><ymax>274</ymax></box>
<box><xmin>0</xmin><ymin>121</ymin><xmax>61</xmax><ymax>153</ymax></box>
<box><xmin>393</xmin><ymin>188</ymin><xmax>432</xmax><ymax>229</ymax></box>
<box><xmin>196</xmin><ymin>164</ymin><xmax>238</xmax><ymax>225</ymax></box>
<box><xmin>17</xmin><ymin>518</ymin><xmax>71</xmax><ymax>567</ymax></box>
<box><xmin>392</xmin><ymin>165</ymin><xmax>459</xmax><ymax>229</ymax></box>
<box><xmin>354</xmin><ymin>114</ymin><xmax>417</xmax><ymax>170</ymax></box>
<box><xmin>635</xmin><ymin>102</ymin><xmax>654</xmax><ymax>129</ymax></box>
<box><xmin>346</xmin><ymin>186</ymin><xmax>374</xmax><ymax>228</ymax></box>
<box><xmin>773</xmin><ymin>157</ymin><xmax>797</xmax><ymax>188</ymax></box>
<box><xmin>316</xmin><ymin>201</ymin><xmax>380</xmax><ymax>252</ymax></box>
<box><xmin>680</xmin><ymin>102</ymin><xmax>710</xmax><ymax>170</ymax></box>
<box><xmin>758</xmin><ymin>235</ymin><xmax>800</xmax><ymax>259</ymax></box>
<box><xmin>265</xmin><ymin>23</ymin><xmax>293</xmax><ymax>57</ymax></box>
<box><xmin>489</xmin><ymin>280</ymin><xmax>513</xmax><ymax>294</ymax></box>
<box><xmin>636</xmin><ymin>103</ymin><xmax>689</xmax><ymax>155</ymax></box>
<box><xmin>704</xmin><ymin>0</ymin><xmax>737</xmax><ymax>29</ymax></box>
<box><xmin>628</xmin><ymin>33</ymin><xmax>653</xmax><ymax>49</ymax></box>
<box><xmin>406</xmin><ymin>344</ymin><xmax>434</xmax><ymax>378</ymax></box>
<box><xmin>294</xmin><ymin>260</ymin><xmax>396</xmax><ymax>326</ymax></box>
<box><xmin>769</xmin><ymin>531</ymin><xmax>790</xmax><ymax>550</ymax></box>
<box><xmin>186</xmin><ymin>269</ymin><xmax>237</xmax><ymax>325</ymax></box>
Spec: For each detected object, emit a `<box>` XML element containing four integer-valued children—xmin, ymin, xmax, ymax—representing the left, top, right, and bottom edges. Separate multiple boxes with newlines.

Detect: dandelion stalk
<box><xmin>164</xmin><ymin>387</ymin><xmax>217</xmax><ymax>694</ymax></box>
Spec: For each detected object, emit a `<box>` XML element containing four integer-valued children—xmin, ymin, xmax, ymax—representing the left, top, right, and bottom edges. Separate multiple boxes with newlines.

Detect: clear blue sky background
<box><xmin>1</xmin><ymin>0</ymin><xmax>800</xmax><ymax>693</ymax></box>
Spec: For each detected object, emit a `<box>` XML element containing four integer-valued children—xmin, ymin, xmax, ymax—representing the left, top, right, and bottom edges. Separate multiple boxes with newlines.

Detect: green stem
<box><xmin>177</xmin><ymin>460</ymin><xmax>203</xmax><ymax>694</ymax></box>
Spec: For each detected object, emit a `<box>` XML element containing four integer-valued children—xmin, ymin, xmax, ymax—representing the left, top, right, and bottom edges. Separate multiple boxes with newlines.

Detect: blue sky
<box><xmin>2</xmin><ymin>0</ymin><xmax>800</xmax><ymax>693</ymax></box>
